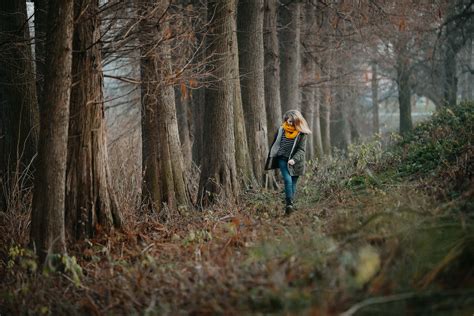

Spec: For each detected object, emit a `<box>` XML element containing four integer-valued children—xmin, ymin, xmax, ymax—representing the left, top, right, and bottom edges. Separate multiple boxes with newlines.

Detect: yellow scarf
<box><xmin>282</xmin><ymin>122</ymin><xmax>298</xmax><ymax>139</ymax></box>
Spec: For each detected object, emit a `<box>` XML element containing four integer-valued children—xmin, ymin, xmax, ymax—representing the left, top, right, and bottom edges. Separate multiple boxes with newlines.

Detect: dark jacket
<box><xmin>265</xmin><ymin>127</ymin><xmax>307</xmax><ymax>176</ymax></box>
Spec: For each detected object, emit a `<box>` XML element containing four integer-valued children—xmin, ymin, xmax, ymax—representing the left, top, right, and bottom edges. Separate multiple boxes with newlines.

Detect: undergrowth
<box><xmin>0</xmin><ymin>102</ymin><xmax>473</xmax><ymax>315</ymax></box>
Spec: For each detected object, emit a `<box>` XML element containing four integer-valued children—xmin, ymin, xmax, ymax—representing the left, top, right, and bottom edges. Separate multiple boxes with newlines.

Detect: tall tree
<box><xmin>198</xmin><ymin>0</ymin><xmax>240</xmax><ymax>205</ymax></box>
<box><xmin>65</xmin><ymin>0</ymin><xmax>122</xmax><ymax>241</ymax></box>
<box><xmin>371</xmin><ymin>62</ymin><xmax>379</xmax><ymax>135</ymax></box>
<box><xmin>237</xmin><ymin>0</ymin><xmax>268</xmax><ymax>185</ymax></box>
<box><xmin>396</xmin><ymin>39</ymin><xmax>413</xmax><ymax>135</ymax></box>
<box><xmin>0</xmin><ymin>0</ymin><xmax>39</xmax><ymax>210</ymax></box>
<box><xmin>320</xmin><ymin>82</ymin><xmax>331</xmax><ymax>156</ymax></box>
<box><xmin>278</xmin><ymin>0</ymin><xmax>301</xmax><ymax>113</ymax></box>
<box><xmin>231</xmin><ymin>1</ymin><xmax>255</xmax><ymax>187</ymax></box>
<box><xmin>263</xmin><ymin>0</ymin><xmax>282</xmax><ymax>144</ymax></box>
<box><xmin>30</xmin><ymin>0</ymin><xmax>74</xmax><ymax>259</ymax></box>
<box><xmin>34</xmin><ymin>0</ymin><xmax>48</xmax><ymax>104</ymax></box>
<box><xmin>139</xmin><ymin>1</ymin><xmax>188</xmax><ymax>212</ymax></box>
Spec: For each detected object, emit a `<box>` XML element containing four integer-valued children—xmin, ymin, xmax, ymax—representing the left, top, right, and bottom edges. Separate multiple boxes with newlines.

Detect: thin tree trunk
<box><xmin>232</xmin><ymin>2</ymin><xmax>255</xmax><ymax>187</ymax></box>
<box><xmin>30</xmin><ymin>0</ymin><xmax>74</xmax><ymax>260</ymax></box>
<box><xmin>330</xmin><ymin>81</ymin><xmax>351</xmax><ymax>151</ymax></box>
<box><xmin>278</xmin><ymin>0</ymin><xmax>300</xmax><ymax>113</ymax></box>
<box><xmin>157</xmin><ymin>37</ymin><xmax>188</xmax><ymax>212</ymax></box>
<box><xmin>34</xmin><ymin>0</ymin><xmax>48</xmax><ymax>105</ymax></box>
<box><xmin>443</xmin><ymin>43</ymin><xmax>458</xmax><ymax>107</ymax></box>
<box><xmin>0</xmin><ymin>0</ymin><xmax>39</xmax><ymax>211</ymax></box>
<box><xmin>263</xmin><ymin>0</ymin><xmax>282</xmax><ymax>145</ymax></box>
<box><xmin>312</xmin><ymin>87</ymin><xmax>323</xmax><ymax>159</ymax></box>
<box><xmin>175</xmin><ymin>88</ymin><xmax>193</xmax><ymax>171</ymax></box>
<box><xmin>65</xmin><ymin>0</ymin><xmax>122</xmax><ymax>241</ymax></box>
<box><xmin>300</xmin><ymin>3</ymin><xmax>317</xmax><ymax>160</ymax></box>
<box><xmin>397</xmin><ymin>48</ymin><xmax>413</xmax><ymax>135</ymax></box>
<box><xmin>371</xmin><ymin>62</ymin><xmax>379</xmax><ymax>135</ymax></box>
<box><xmin>140</xmin><ymin>25</ymin><xmax>162</xmax><ymax>210</ymax></box>
<box><xmin>320</xmin><ymin>83</ymin><xmax>331</xmax><ymax>156</ymax></box>
<box><xmin>237</xmin><ymin>0</ymin><xmax>268</xmax><ymax>185</ymax></box>
<box><xmin>198</xmin><ymin>0</ymin><xmax>239</xmax><ymax>205</ymax></box>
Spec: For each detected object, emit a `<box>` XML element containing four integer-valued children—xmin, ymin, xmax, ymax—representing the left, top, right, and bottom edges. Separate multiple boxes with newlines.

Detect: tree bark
<box><xmin>139</xmin><ymin>1</ymin><xmax>188</xmax><ymax>213</ymax></box>
<box><xmin>371</xmin><ymin>62</ymin><xmax>379</xmax><ymax>135</ymax></box>
<box><xmin>30</xmin><ymin>0</ymin><xmax>74</xmax><ymax>260</ymax></box>
<box><xmin>397</xmin><ymin>47</ymin><xmax>413</xmax><ymax>135</ymax></box>
<box><xmin>65</xmin><ymin>0</ymin><xmax>122</xmax><ymax>241</ymax></box>
<box><xmin>443</xmin><ymin>42</ymin><xmax>458</xmax><ymax>107</ymax></box>
<box><xmin>231</xmin><ymin>2</ymin><xmax>255</xmax><ymax>187</ymax></box>
<box><xmin>330</xmin><ymin>70</ymin><xmax>351</xmax><ymax>151</ymax></box>
<box><xmin>312</xmin><ymin>87</ymin><xmax>324</xmax><ymax>159</ymax></box>
<box><xmin>156</xmin><ymin>38</ymin><xmax>188</xmax><ymax>212</ymax></box>
<box><xmin>198</xmin><ymin>0</ymin><xmax>239</xmax><ymax>205</ymax></box>
<box><xmin>175</xmin><ymin>87</ymin><xmax>193</xmax><ymax>172</ymax></box>
<box><xmin>320</xmin><ymin>83</ymin><xmax>331</xmax><ymax>156</ymax></box>
<box><xmin>34</xmin><ymin>0</ymin><xmax>48</xmax><ymax>105</ymax></box>
<box><xmin>237</xmin><ymin>0</ymin><xmax>268</xmax><ymax>185</ymax></box>
<box><xmin>263</xmin><ymin>0</ymin><xmax>282</xmax><ymax>145</ymax></box>
<box><xmin>0</xmin><ymin>0</ymin><xmax>39</xmax><ymax>211</ymax></box>
<box><xmin>278</xmin><ymin>0</ymin><xmax>300</xmax><ymax>113</ymax></box>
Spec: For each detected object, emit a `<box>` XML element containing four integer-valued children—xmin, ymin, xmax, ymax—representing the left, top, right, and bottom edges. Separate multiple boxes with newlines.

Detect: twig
<box><xmin>340</xmin><ymin>292</ymin><xmax>416</xmax><ymax>316</ymax></box>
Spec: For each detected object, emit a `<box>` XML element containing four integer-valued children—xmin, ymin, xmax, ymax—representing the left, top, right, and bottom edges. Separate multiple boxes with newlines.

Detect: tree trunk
<box><xmin>263</xmin><ymin>0</ymin><xmax>282</xmax><ymax>145</ymax></box>
<box><xmin>30</xmin><ymin>0</ymin><xmax>74</xmax><ymax>260</ymax></box>
<box><xmin>139</xmin><ymin>1</ymin><xmax>188</xmax><ymax>212</ymax></box>
<box><xmin>330</xmin><ymin>73</ymin><xmax>351</xmax><ymax>151</ymax></box>
<box><xmin>443</xmin><ymin>43</ymin><xmax>458</xmax><ymax>107</ymax></box>
<box><xmin>231</xmin><ymin>2</ymin><xmax>255</xmax><ymax>187</ymax></box>
<box><xmin>397</xmin><ymin>48</ymin><xmax>413</xmax><ymax>135</ymax></box>
<box><xmin>300</xmin><ymin>3</ymin><xmax>317</xmax><ymax>160</ymax></box>
<box><xmin>0</xmin><ymin>0</ymin><xmax>39</xmax><ymax>211</ymax></box>
<box><xmin>371</xmin><ymin>62</ymin><xmax>379</xmax><ymax>135</ymax></box>
<box><xmin>65</xmin><ymin>0</ymin><xmax>122</xmax><ymax>241</ymax></box>
<box><xmin>34</xmin><ymin>0</ymin><xmax>48</xmax><ymax>105</ymax></box>
<box><xmin>175</xmin><ymin>88</ymin><xmax>193</xmax><ymax>171</ymax></box>
<box><xmin>237</xmin><ymin>0</ymin><xmax>268</xmax><ymax>185</ymax></box>
<box><xmin>320</xmin><ymin>83</ymin><xmax>331</xmax><ymax>156</ymax></box>
<box><xmin>156</xmin><ymin>39</ymin><xmax>188</xmax><ymax>212</ymax></box>
<box><xmin>312</xmin><ymin>87</ymin><xmax>323</xmax><ymax>159</ymax></box>
<box><xmin>198</xmin><ymin>0</ymin><xmax>239</xmax><ymax>205</ymax></box>
<box><xmin>278</xmin><ymin>0</ymin><xmax>300</xmax><ymax>113</ymax></box>
<box><xmin>140</xmin><ymin>52</ymin><xmax>162</xmax><ymax>209</ymax></box>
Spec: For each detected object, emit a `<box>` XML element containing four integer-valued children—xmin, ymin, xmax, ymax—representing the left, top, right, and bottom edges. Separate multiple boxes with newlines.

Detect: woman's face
<box><xmin>286</xmin><ymin>117</ymin><xmax>294</xmax><ymax>125</ymax></box>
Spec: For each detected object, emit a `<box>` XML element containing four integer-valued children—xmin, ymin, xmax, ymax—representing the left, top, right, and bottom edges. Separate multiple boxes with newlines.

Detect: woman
<box><xmin>265</xmin><ymin>110</ymin><xmax>311</xmax><ymax>214</ymax></box>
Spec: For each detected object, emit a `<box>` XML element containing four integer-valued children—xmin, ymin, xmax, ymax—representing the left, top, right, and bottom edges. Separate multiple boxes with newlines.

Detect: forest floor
<box><xmin>1</xmin><ymin>102</ymin><xmax>473</xmax><ymax>315</ymax></box>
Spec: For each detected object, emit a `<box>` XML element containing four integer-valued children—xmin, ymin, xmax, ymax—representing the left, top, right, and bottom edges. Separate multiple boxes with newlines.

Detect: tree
<box><xmin>65</xmin><ymin>0</ymin><xmax>122</xmax><ymax>241</ymax></box>
<box><xmin>30</xmin><ymin>0</ymin><xmax>74</xmax><ymax>260</ymax></box>
<box><xmin>263</xmin><ymin>0</ymin><xmax>282</xmax><ymax>145</ymax></box>
<box><xmin>237</xmin><ymin>0</ymin><xmax>268</xmax><ymax>185</ymax></box>
<box><xmin>198</xmin><ymin>0</ymin><xmax>240</xmax><ymax>205</ymax></box>
<box><xmin>371</xmin><ymin>62</ymin><xmax>379</xmax><ymax>135</ymax></box>
<box><xmin>278</xmin><ymin>0</ymin><xmax>301</xmax><ymax>113</ymax></box>
<box><xmin>139</xmin><ymin>1</ymin><xmax>188</xmax><ymax>213</ymax></box>
<box><xmin>0</xmin><ymin>0</ymin><xmax>39</xmax><ymax>210</ymax></box>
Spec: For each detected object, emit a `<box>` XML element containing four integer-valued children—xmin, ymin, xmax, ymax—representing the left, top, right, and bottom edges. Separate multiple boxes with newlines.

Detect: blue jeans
<box><xmin>277</xmin><ymin>157</ymin><xmax>298</xmax><ymax>203</ymax></box>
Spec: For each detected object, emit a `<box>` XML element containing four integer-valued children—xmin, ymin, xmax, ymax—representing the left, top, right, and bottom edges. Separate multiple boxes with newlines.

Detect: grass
<box><xmin>0</xmin><ymin>102</ymin><xmax>473</xmax><ymax>315</ymax></box>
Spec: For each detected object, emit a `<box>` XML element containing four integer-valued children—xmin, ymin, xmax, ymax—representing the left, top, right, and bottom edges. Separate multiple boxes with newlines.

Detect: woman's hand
<box><xmin>288</xmin><ymin>159</ymin><xmax>295</xmax><ymax>166</ymax></box>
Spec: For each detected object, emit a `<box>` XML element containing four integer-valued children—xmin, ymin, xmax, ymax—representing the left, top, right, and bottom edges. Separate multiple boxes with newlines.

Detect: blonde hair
<box><xmin>283</xmin><ymin>110</ymin><xmax>312</xmax><ymax>134</ymax></box>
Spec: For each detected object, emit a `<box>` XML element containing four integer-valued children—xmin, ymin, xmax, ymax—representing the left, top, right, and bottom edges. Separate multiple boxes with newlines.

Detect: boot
<box><xmin>285</xmin><ymin>198</ymin><xmax>294</xmax><ymax>215</ymax></box>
